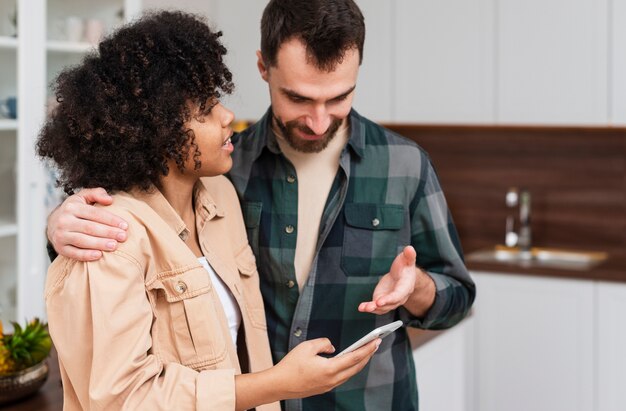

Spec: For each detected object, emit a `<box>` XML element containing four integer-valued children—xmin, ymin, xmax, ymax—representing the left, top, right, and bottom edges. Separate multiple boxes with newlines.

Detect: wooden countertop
<box><xmin>467</xmin><ymin>250</ymin><xmax>626</xmax><ymax>282</ymax></box>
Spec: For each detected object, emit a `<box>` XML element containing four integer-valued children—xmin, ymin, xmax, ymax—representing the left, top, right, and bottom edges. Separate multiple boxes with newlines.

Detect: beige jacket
<box><xmin>45</xmin><ymin>176</ymin><xmax>279</xmax><ymax>411</ymax></box>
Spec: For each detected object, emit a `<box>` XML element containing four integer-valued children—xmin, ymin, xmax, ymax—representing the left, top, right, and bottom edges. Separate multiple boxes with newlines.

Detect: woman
<box><xmin>37</xmin><ymin>11</ymin><xmax>378</xmax><ymax>410</ymax></box>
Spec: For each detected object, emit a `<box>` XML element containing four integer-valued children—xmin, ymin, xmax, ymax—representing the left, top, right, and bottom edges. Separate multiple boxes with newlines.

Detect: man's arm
<box><xmin>47</xmin><ymin>188</ymin><xmax>128</xmax><ymax>261</ymax></box>
<box><xmin>359</xmin><ymin>156</ymin><xmax>475</xmax><ymax>328</ymax></box>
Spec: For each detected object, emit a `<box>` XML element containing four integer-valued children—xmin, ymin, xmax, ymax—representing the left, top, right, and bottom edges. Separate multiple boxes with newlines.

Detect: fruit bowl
<box><xmin>0</xmin><ymin>360</ymin><xmax>49</xmax><ymax>404</ymax></box>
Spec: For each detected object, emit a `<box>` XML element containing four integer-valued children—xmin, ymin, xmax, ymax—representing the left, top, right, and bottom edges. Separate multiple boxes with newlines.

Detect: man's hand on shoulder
<box><xmin>47</xmin><ymin>188</ymin><xmax>129</xmax><ymax>262</ymax></box>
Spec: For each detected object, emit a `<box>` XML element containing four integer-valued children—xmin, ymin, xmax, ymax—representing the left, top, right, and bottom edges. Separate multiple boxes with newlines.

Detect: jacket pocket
<box><xmin>235</xmin><ymin>245</ymin><xmax>267</xmax><ymax>331</ymax></box>
<box><xmin>241</xmin><ymin>201</ymin><xmax>262</xmax><ymax>258</ymax></box>
<box><xmin>341</xmin><ymin>203</ymin><xmax>405</xmax><ymax>277</ymax></box>
<box><xmin>148</xmin><ymin>266</ymin><xmax>228</xmax><ymax>368</ymax></box>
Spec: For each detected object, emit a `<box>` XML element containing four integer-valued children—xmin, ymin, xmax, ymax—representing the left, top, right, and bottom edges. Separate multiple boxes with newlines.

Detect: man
<box><xmin>47</xmin><ymin>1</ymin><xmax>475</xmax><ymax>410</ymax></box>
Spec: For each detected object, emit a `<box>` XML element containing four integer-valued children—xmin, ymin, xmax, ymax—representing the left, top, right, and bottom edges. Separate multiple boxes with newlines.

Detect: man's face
<box><xmin>257</xmin><ymin>38</ymin><xmax>360</xmax><ymax>153</ymax></box>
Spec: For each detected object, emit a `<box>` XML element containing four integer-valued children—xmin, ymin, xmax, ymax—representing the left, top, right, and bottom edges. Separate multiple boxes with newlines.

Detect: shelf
<box><xmin>0</xmin><ymin>36</ymin><xmax>18</xmax><ymax>50</ymax></box>
<box><xmin>0</xmin><ymin>119</ymin><xmax>18</xmax><ymax>130</ymax></box>
<box><xmin>47</xmin><ymin>40</ymin><xmax>95</xmax><ymax>54</ymax></box>
<box><xmin>0</xmin><ymin>219</ymin><xmax>17</xmax><ymax>238</ymax></box>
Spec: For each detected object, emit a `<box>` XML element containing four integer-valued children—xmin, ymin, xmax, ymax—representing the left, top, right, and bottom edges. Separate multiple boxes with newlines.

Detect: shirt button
<box><xmin>285</xmin><ymin>225</ymin><xmax>295</xmax><ymax>234</ymax></box>
<box><xmin>175</xmin><ymin>281</ymin><xmax>188</xmax><ymax>293</ymax></box>
<box><xmin>287</xmin><ymin>175</ymin><xmax>296</xmax><ymax>184</ymax></box>
<box><xmin>372</xmin><ymin>218</ymin><xmax>380</xmax><ymax>227</ymax></box>
<box><xmin>293</xmin><ymin>328</ymin><xmax>302</xmax><ymax>337</ymax></box>
<box><xmin>286</xmin><ymin>280</ymin><xmax>295</xmax><ymax>288</ymax></box>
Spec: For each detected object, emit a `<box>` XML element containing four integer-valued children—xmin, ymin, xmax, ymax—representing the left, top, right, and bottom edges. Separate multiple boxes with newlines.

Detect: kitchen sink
<box><xmin>465</xmin><ymin>245</ymin><xmax>608</xmax><ymax>271</ymax></box>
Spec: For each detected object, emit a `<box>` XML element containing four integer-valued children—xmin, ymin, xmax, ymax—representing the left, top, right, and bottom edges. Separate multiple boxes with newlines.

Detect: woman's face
<box><xmin>184</xmin><ymin>102</ymin><xmax>235</xmax><ymax>177</ymax></box>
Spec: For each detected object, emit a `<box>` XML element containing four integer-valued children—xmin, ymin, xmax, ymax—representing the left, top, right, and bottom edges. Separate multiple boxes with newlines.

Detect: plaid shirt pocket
<box><xmin>341</xmin><ymin>203</ymin><xmax>405</xmax><ymax>276</ymax></box>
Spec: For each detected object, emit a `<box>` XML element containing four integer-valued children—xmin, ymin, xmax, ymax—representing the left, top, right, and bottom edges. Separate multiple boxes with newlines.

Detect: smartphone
<box><xmin>336</xmin><ymin>320</ymin><xmax>403</xmax><ymax>356</ymax></box>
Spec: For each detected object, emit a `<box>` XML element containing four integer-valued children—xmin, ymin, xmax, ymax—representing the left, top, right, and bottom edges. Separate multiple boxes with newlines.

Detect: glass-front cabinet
<box><xmin>0</xmin><ymin>0</ymin><xmax>140</xmax><ymax>331</ymax></box>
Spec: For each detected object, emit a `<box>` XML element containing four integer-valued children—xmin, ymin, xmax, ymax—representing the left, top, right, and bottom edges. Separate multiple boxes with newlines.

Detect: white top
<box><xmin>197</xmin><ymin>256</ymin><xmax>241</xmax><ymax>346</ymax></box>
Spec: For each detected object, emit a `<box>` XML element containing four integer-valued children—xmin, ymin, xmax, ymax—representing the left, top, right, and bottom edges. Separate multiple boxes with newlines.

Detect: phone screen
<box><xmin>336</xmin><ymin>320</ymin><xmax>403</xmax><ymax>356</ymax></box>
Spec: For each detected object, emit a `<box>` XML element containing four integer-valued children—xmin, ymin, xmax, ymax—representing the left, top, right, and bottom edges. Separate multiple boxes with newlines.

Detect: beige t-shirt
<box><xmin>274</xmin><ymin>122</ymin><xmax>349</xmax><ymax>292</ymax></box>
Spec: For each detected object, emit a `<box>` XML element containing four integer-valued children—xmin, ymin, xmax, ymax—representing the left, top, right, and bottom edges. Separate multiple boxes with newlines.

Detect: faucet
<box><xmin>505</xmin><ymin>188</ymin><xmax>532</xmax><ymax>254</ymax></box>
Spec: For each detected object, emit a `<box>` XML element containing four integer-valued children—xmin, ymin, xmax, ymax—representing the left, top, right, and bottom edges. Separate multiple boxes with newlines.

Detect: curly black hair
<box><xmin>37</xmin><ymin>11</ymin><xmax>234</xmax><ymax>195</ymax></box>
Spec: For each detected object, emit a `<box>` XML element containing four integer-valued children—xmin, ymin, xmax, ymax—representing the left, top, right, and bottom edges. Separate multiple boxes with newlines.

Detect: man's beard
<box><xmin>274</xmin><ymin>115</ymin><xmax>342</xmax><ymax>153</ymax></box>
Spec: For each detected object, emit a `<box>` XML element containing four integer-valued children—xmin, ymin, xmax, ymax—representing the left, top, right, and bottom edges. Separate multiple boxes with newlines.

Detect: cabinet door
<box><xmin>611</xmin><ymin>0</ymin><xmax>626</xmax><ymax>124</ymax></box>
<box><xmin>352</xmin><ymin>0</ymin><xmax>393</xmax><ymax>123</ymax></box>
<box><xmin>473</xmin><ymin>272</ymin><xmax>594</xmax><ymax>411</ymax></box>
<box><xmin>212</xmin><ymin>0</ymin><xmax>269</xmax><ymax>121</ymax></box>
<box><xmin>393</xmin><ymin>0</ymin><xmax>495</xmax><ymax>123</ymax></box>
<box><xmin>411</xmin><ymin>317</ymin><xmax>474</xmax><ymax>411</ymax></box>
<box><xmin>497</xmin><ymin>0</ymin><xmax>608</xmax><ymax>124</ymax></box>
<box><xmin>17</xmin><ymin>0</ymin><xmax>47</xmax><ymax>322</ymax></box>
<box><xmin>597</xmin><ymin>281</ymin><xmax>626</xmax><ymax>411</ymax></box>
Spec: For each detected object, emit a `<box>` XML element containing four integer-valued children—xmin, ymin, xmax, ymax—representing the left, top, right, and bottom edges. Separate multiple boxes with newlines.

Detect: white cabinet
<box><xmin>472</xmin><ymin>271</ymin><xmax>594</xmax><ymax>411</ymax></box>
<box><xmin>611</xmin><ymin>0</ymin><xmax>626</xmax><ymax>124</ymax></box>
<box><xmin>351</xmin><ymin>0</ymin><xmax>394</xmax><ymax>123</ymax></box>
<box><xmin>0</xmin><ymin>1</ymin><xmax>19</xmax><ymax>325</ymax></box>
<box><xmin>597</xmin><ymin>281</ymin><xmax>626</xmax><ymax>411</ymax></box>
<box><xmin>411</xmin><ymin>316</ymin><xmax>475</xmax><ymax>411</ymax></box>
<box><xmin>497</xmin><ymin>0</ymin><xmax>608</xmax><ymax>124</ymax></box>
<box><xmin>472</xmin><ymin>272</ymin><xmax>626</xmax><ymax>411</ymax></box>
<box><xmin>15</xmin><ymin>0</ymin><xmax>47</xmax><ymax>325</ymax></box>
<box><xmin>0</xmin><ymin>0</ymin><xmax>139</xmax><ymax>329</ymax></box>
<box><xmin>393</xmin><ymin>0</ymin><xmax>495</xmax><ymax>124</ymax></box>
<box><xmin>0</xmin><ymin>0</ymin><xmax>47</xmax><ymax>326</ymax></box>
<box><xmin>209</xmin><ymin>0</ymin><xmax>268</xmax><ymax>122</ymax></box>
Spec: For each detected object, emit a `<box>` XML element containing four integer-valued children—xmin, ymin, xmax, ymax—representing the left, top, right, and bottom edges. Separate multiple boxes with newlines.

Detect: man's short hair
<box><xmin>260</xmin><ymin>0</ymin><xmax>365</xmax><ymax>71</ymax></box>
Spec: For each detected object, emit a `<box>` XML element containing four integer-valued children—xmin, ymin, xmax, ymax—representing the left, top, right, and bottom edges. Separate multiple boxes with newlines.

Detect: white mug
<box><xmin>85</xmin><ymin>19</ymin><xmax>105</xmax><ymax>45</ymax></box>
<box><xmin>65</xmin><ymin>16</ymin><xmax>84</xmax><ymax>42</ymax></box>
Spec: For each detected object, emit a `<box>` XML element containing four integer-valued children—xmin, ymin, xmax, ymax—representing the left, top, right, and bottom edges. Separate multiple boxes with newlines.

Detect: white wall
<box><xmin>140</xmin><ymin>0</ymin><xmax>214</xmax><ymax>15</ymax></box>
<box><xmin>212</xmin><ymin>0</ymin><xmax>269</xmax><ymax>121</ymax></box>
<box><xmin>611</xmin><ymin>0</ymin><xmax>626</xmax><ymax>124</ymax></box>
<box><xmin>393</xmin><ymin>0</ymin><xmax>495</xmax><ymax>124</ymax></box>
<box><xmin>497</xmin><ymin>0</ymin><xmax>608</xmax><ymax>124</ymax></box>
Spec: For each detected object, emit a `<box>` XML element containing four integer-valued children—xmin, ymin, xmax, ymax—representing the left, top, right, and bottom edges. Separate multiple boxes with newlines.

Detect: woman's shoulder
<box><xmin>93</xmin><ymin>192</ymin><xmax>163</xmax><ymax>256</ymax></box>
<box><xmin>94</xmin><ymin>192</ymin><xmax>153</xmax><ymax>235</ymax></box>
<box><xmin>46</xmin><ymin>193</ymin><xmax>153</xmax><ymax>297</ymax></box>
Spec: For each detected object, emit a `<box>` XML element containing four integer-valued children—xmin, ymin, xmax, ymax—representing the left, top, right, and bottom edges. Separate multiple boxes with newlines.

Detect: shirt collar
<box><xmin>130</xmin><ymin>181</ymin><xmax>224</xmax><ymax>241</ymax></box>
<box><xmin>345</xmin><ymin>109</ymin><xmax>365</xmax><ymax>159</ymax></box>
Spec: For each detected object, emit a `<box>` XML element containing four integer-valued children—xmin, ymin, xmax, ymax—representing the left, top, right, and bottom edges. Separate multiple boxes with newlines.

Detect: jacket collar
<box><xmin>130</xmin><ymin>181</ymin><xmax>224</xmax><ymax>241</ymax></box>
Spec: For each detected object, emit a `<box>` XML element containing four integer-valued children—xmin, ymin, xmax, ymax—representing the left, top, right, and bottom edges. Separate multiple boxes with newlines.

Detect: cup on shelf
<box><xmin>85</xmin><ymin>19</ymin><xmax>105</xmax><ymax>45</ymax></box>
<box><xmin>64</xmin><ymin>16</ymin><xmax>84</xmax><ymax>43</ymax></box>
<box><xmin>0</xmin><ymin>97</ymin><xmax>17</xmax><ymax>119</ymax></box>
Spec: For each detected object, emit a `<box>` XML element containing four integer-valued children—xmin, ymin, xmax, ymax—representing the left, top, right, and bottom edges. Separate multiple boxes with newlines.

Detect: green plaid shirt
<box><xmin>228</xmin><ymin>108</ymin><xmax>475</xmax><ymax>411</ymax></box>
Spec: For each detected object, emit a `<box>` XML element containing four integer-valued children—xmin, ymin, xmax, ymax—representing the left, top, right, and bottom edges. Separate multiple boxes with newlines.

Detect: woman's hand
<box><xmin>235</xmin><ymin>337</ymin><xmax>379</xmax><ymax>410</ymax></box>
<box><xmin>273</xmin><ymin>337</ymin><xmax>379</xmax><ymax>399</ymax></box>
